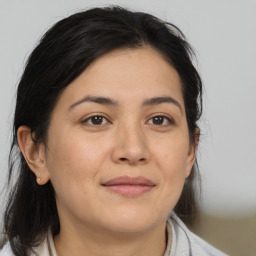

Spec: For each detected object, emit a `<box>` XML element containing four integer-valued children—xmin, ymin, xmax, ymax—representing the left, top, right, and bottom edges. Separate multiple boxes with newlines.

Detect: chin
<box><xmin>108</xmin><ymin>220</ymin><xmax>154</xmax><ymax>234</ymax></box>
<box><xmin>99</xmin><ymin>208</ymin><xmax>163</xmax><ymax>234</ymax></box>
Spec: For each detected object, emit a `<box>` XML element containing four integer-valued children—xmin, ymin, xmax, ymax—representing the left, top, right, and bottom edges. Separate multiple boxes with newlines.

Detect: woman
<box><xmin>0</xmin><ymin>6</ymin><xmax>227</xmax><ymax>256</ymax></box>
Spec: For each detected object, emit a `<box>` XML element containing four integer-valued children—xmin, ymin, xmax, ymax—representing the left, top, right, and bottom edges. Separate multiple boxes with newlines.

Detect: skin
<box><xmin>18</xmin><ymin>46</ymin><xmax>197</xmax><ymax>256</ymax></box>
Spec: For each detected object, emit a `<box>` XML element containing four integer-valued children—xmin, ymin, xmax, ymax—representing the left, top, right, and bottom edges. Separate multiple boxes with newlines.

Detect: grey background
<box><xmin>1</xmin><ymin>0</ymin><xmax>256</xmax><ymax>219</ymax></box>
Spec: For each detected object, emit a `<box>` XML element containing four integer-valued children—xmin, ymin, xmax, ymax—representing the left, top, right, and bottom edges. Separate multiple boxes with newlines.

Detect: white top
<box><xmin>0</xmin><ymin>213</ymin><xmax>228</xmax><ymax>256</ymax></box>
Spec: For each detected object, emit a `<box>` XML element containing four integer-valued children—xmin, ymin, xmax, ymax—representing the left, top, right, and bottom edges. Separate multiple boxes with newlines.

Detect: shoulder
<box><xmin>0</xmin><ymin>243</ymin><xmax>14</xmax><ymax>256</ymax></box>
<box><xmin>168</xmin><ymin>213</ymin><xmax>229</xmax><ymax>256</ymax></box>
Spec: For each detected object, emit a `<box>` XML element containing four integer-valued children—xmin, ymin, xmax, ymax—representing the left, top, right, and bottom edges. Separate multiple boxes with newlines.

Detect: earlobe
<box><xmin>17</xmin><ymin>126</ymin><xmax>50</xmax><ymax>185</ymax></box>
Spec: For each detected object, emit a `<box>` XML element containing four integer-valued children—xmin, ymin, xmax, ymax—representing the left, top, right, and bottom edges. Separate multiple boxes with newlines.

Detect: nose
<box><xmin>111</xmin><ymin>124</ymin><xmax>150</xmax><ymax>165</ymax></box>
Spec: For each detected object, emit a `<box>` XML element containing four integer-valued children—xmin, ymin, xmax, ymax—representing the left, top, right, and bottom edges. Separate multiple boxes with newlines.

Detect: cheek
<box><xmin>151</xmin><ymin>134</ymin><xmax>190</xmax><ymax>208</ymax></box>
<box><xmin>45</xmin><ymin>130</ymin><xmax>108</xmax><ymax>194</ymax></box>
<box><xmin>153</xmin><ymin>133</ymin><xmax>190</xmax><ymax>177</ymax></box>
<box><xmin>44</xmin><ymin>131</ymin><xmax>111</xmax><ymax>220</ymax></box>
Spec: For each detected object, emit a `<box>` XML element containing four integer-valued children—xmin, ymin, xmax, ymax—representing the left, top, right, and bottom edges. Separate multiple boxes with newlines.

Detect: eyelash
<box><xmin>81</xmin><ymin>114</ymin><xmax>175</xmax><ymax>127</ymax></box>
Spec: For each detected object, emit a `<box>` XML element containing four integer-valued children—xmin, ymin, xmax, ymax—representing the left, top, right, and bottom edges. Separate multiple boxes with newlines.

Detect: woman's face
<box><xmin>41</xmin><ymin>46</ymin><xmax>196</xmax><ymax>234</ymax></box>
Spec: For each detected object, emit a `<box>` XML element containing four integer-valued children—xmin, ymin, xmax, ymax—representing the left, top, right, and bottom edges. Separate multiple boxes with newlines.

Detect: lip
<box><xmin>102</xmin><ymin>176</ymin><xmax>156</xmax><ymax>197</ymax></box>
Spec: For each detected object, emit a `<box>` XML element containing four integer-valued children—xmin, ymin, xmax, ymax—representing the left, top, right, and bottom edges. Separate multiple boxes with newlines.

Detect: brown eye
<box><xmin>91</xmin><ymin>116</ymin><xmax>104</xmax><ymax>125</ymax></box>
<box><xmin>152</xmin><ymin>116</ymin><xmax>164</xmax><ymax>125</ymax></box>
<box><xmin>148</xmin><ymin>115</ymin><xmax>174</xmax><ymax>126</ymax></box>
<box><xmin>82</xmin><ymin>115</ymin><xmax>109</xmax><ymax>126</ymax></box>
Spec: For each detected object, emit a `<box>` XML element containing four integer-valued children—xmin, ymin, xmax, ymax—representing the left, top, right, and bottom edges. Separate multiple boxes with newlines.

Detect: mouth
<box><xmin>102</xmin><ymin>176</ymin><xmax>156</xmax><ymax>197</ymax></box>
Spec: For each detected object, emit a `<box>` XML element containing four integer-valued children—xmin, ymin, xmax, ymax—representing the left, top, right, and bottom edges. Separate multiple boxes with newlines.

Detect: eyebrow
<box><xmin>69</xmin><ymin>96</ymin><xmax>118</xmax><ymax>110</ymax></box>
<box><xmin>69</xmin><ymin>95</ymin><xmax>182</xmax><ymax>114</ymax></box>
<box><xmin>142</xmin><ymin>96</ymin><xmax>183</xmax><ymax>114</ymax></box>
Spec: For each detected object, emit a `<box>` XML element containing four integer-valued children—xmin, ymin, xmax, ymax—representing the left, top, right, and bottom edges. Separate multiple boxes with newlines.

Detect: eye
<box><xmin>147</xmin><ymin>115</ymin><xmax>174</xmax><ymax>126</ymax></box>
<box><xmin>82</xmin><ymin>115</ymin><xmax>110</xmax><ymax>126</ymax></box>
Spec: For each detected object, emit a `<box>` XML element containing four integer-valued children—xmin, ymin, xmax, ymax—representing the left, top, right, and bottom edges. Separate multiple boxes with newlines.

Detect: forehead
<box><xmin>54</xmin><ymin>46</ymin><xmax>184</xmax><ymax>110</ymax></box>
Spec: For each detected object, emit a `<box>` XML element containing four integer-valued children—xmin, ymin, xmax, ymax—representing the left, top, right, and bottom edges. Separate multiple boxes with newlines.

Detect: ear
<box><xmin>17</xmin><ymin>126</ymin><xmax>50</xmax><ymax>185</ymax></box>
<box><xmin>185</xmin><ymin>128</ymin><xmax>200</xmax><ymax>178</ymax></box>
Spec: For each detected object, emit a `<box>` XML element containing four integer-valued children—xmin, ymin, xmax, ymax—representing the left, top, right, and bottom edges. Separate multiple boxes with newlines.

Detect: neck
<box><xmin>54</xmin><ymin>220</ymin><xmax>169</xmax><ymax>256</ymax></box>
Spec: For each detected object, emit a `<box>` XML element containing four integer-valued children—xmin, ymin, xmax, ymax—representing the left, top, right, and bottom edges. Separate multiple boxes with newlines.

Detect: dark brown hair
<box><xmin>1</xmin><ymin>6</ymin><xmax>202</xmax><ymax>255</ymax></box>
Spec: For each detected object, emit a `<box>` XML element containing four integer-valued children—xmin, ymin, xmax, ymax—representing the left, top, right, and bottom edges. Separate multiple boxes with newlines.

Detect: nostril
<box><xmin>117</xmin><ymin>156</ymin><xmax>148</xmax><ymax>164</ymax></box>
